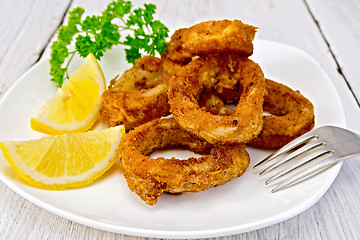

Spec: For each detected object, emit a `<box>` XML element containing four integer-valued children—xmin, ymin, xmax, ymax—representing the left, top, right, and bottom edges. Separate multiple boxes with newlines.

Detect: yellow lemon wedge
<box><xmin>0</xmin><ymin>125</ymin><xmax>125</xmax><ymax>190</ymax></box>
<box><xmin>31</xmin><ymin>53</ymin><xmax>106</xmax><ymax>135</ymax></box>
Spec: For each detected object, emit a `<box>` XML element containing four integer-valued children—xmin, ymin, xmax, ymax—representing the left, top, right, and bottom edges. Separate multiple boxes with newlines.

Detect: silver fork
<box><xmin>253</xmin><ymin>126</ymin><xmax>360</xmax><ymax>193</ymax></box>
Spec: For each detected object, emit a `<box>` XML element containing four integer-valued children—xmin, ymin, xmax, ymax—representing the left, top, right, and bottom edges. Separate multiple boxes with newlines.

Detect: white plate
<box><xmin>0</xmin><ymin>39</ymin><xmax>346</xmax><ymax>239</ymax></box>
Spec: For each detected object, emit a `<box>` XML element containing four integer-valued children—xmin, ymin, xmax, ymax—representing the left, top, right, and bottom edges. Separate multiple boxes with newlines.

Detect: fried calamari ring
<box><xmin>248</xmin><ymin>79</ymin><xmax>315</xmax><ymax>148</ymax></box>
<box><xmin>162</xmin><ymin>19</ymin><xmax>257</xmax><ymax>63</ymax></box>
<box><xmin>199</xmin><ymin>79</ymin><xmax>315</xmax><ymax>148</ymax></box>
<box><xmin>198</xmin><ymin>91</ymin><xmax>234</xmax><ymax>116</ymax></box>
<box><xmin>167</xmin><ymin>54</ymin><xmax>265</xmax><ymax>145</ymax></box>
<box><xmin>100</xmin><ymin>56</ymin><xmax>170</xmax><ymax>130</ymax></box>
<box><xmin>162</xmin><ymin>56</ymin><xmax>188</xmax><ymax>75</ymax></box>
<box><xmin>120</xmin><ymin>118</ymin><xmax>250</xmax><ymax>205</ymax></box>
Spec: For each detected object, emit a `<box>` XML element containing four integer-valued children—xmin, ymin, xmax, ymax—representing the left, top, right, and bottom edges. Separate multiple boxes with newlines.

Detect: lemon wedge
<box><xmin>31</xmin><ymin>53</ymin><xmax>106</xmax><ymax>135</ymax></box>
<box><xmin>0</xmin><ymin>125</ymin><xmax>125</xmax><ymax>190</ymax></box>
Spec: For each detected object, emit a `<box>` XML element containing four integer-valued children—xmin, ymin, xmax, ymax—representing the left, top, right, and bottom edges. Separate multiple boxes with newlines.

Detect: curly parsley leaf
<box><xmin>49</xmin><ymin>0</ymin><xmax>169</xmax><ymax>87</ymax></box>
<box><xmin>122</xmin><ymin>4</ymin><xmax>168</xmax><ymax>64</ymax></box>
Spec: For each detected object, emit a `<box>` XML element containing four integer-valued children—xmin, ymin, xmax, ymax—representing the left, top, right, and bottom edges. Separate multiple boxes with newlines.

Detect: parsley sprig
<box><xmin>49</xmin><ymin>0</ymin><xmax>169</xmax><ymax>87</ymax></box>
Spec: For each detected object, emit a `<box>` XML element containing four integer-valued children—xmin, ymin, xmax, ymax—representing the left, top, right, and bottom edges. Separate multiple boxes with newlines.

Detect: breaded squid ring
<box><xmin>199</xmin><ymin>79</ymin><xmax>315</xmax><ymax>148</ymax></box>
<box><xmin>249</xmin><ymin>79</ymin><xmax>315</xmax><ymax>148</ymax></box>
<box><xmin>167</xmin><ymin>54</ymin><xmax>266</xmax><ymax>145</ymax></box>
<box><xmin>100</xmin><ymin>56</ymin><xmax>170</xmax><ymax>130</ymax></box>
<box><xmin>119</xmin><ymin>118</ymin><xmax>250</xmax><ymax>205</ymax></box>
<box><xmin>198</xmin><ymin>91</ymin><xmax>235</xmax><ymax>116</ymax></box>
<box><xmin>162</xmin><ymin>56</ymin><xmax>187</xmax><ymax>75</ymax></box>
<box><xmin>162</xmin><ymin>19</ymin><xmax>257</xmax><ymax>63</ymax></box>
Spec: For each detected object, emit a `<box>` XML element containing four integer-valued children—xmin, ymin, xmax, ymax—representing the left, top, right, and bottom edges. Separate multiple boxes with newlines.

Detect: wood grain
<box><xmin>306</xmin><ymin>0</ymin><xmax>360</xmax><ymax>104</ymax></box>
<box><xmin>0</xmin><ymin>0</ymin><xmax>71</xmax><ymax>99</ymax></box>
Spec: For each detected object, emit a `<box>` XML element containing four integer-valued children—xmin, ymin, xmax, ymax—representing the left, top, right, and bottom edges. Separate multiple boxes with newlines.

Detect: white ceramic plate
<box><xmin>0</xmin><ymin>39</ymin><xmax>345</xmax><ymax>239</ymax></box>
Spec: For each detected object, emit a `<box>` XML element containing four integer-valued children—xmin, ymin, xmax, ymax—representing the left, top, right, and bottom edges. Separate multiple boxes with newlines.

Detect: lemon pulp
<box><xmin>31</xmin><ymin>53</ymin><xmax>106</xmax><ymax>134</ymax></box>
<box><xmin>0</xmin><ymin>125</ymin><xmax>125</xmax><ymax>189</ymax></box>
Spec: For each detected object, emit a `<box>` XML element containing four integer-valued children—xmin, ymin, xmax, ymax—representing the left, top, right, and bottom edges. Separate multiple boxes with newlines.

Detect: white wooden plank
<box><xmin>306</xmin><ymin>0</ymin><xmax>360</xmax><ymax>104</ymax></box>
<box><xmin>0</xmin><ymin>0</ymin><xmax>71</xmax><ymax>99</ymax></box>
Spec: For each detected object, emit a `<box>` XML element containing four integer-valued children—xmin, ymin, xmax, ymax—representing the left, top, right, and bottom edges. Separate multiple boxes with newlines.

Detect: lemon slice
<box><xmin>0</xmin><ymin>125</ymin><xmax>125</xmax><ymax>190</ymax></box>
<box><xmin>31</xmin><ymin>53</ymin><xmax>106</xmax><ymax>135</ymax></box>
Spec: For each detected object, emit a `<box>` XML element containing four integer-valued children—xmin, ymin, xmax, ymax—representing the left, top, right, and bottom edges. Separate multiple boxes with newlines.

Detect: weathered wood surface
<box><xmin>0</xmin><ymin>0</ymin><xmax>359</xmax><ymax>239</ymax></box>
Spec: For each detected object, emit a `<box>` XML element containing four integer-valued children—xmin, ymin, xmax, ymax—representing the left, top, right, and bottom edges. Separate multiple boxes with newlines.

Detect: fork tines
<box><xmin>253</xmin><ymin>128</ymin><xmax>338</xmax><ymax>193</ymax></box>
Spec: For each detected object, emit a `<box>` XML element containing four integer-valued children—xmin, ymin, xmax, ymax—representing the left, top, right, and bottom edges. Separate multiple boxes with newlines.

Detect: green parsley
<box><xmin>49</xmin><ymin>0</ymin><xmax>169</xmax><ymax>87</ymax></box>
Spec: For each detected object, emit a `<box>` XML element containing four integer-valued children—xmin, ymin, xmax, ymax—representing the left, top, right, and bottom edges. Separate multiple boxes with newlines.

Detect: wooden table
<box><xmin>1</xmin><ymin>0</ymin><xmax>359</xmax><ymax>239</ymax></box>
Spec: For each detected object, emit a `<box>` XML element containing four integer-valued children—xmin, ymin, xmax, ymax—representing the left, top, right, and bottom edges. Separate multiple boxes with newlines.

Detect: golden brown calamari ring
<box><xmin>162</xmin><ymin>56</ymin><xmax>187</xmax><ymax>75</ymax></box>
<box><xmin>100</xmin><ymin>56</ymin><xmax>171</xmax><ymax>130</ymax></box>
<box><xmin>199</xmin><ymin>79</ymin><xmax>315</xmax><ymax>148</ymax></box>
<box><xmin>162</xmin><ymin>20</ymin><xmax>257</xmax><ymax>63</ymax></box>
<box><xmin>249</xmin><ymin>79</ymin><xmax>315</xmax><ymax>148</ymax></box>
<box><xmin>119</xmin><ymin>118</ymin><xmax>250</xmax><ymax>205</ymax></box>
<box><xmin>198</xmin><ymin>92</ymin><xmax>235</xmax><ymax>116</ymax></box>
<box><xmin>167</xmin><ymin>54</ymin><xmax>266</xmax><ymax>145</ymax></box>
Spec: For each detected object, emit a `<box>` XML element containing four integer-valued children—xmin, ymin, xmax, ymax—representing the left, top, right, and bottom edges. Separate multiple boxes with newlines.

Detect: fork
<box><xmin>253</xmin><ymin>126</ymin><xmax>360</xmax><ymax>193</ymax></box>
